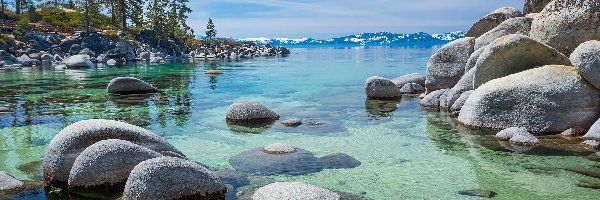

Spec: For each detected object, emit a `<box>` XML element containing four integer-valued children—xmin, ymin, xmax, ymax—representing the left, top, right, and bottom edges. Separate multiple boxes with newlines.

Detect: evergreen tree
<box><xmin>77</xmin><ymin>0</ymin><xmax>102</xmax><ymax>32</ymax></box>
<box><xmin>15</xmin><ymin>0</ymin><xmax>34</xmax><ymax>15</ymax></box>
<box><xmin>147</xmin><ymin>0</ymin><xmax>166</xmax><ymax>37</ymax></box>
<box><xmin>175</xmin><ymin>0</ymin><xmax>192</xmax><ymax>36</ymax></box>
<box><xmin>127</xmin><ymin>0</ymin><xmax>144</xmax><ymax>29</ymax></box>
<box><xmin>205</xmin><ymin>18</ymin><xmax>216</xmax><ymax>40</ymax></box>
<box><xmin>66</xmin><ymin>0</ymin><xmax>76</xmax><ymax>9</ymax></box>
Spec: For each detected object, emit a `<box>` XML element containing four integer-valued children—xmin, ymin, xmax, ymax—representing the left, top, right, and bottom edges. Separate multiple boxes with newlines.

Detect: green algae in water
<box><xmin>2</xmin><ymin>47</ymin><xmax>600</xmax><ymax>199</ymax></box>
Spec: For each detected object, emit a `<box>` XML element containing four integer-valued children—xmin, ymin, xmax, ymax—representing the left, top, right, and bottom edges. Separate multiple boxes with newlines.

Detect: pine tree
<box><xmin>147</xmin><ymin>0</ymin><xmax>167</xmax><ymax>37</ymax></box>
<box><xmin>77</xmin><ymin>0</ymin><xmax>102</xmax><ymax>32</ymax></box>
<box><xmin>66</xmin><ymin>0</ymin><xmax>76</xmax><ymax>9</ymax></box>
<box><xmin>205</xmin><ymin>18</ymin><xmax>216</xmax><ymax>40</ymax></box>
<box><xmin>165</xmin><ymin>0</ymin><xmax>178</xmax><ymax>35</ymax></box>
<box><xmin>176</xmin><ymin>0</ymin><xmax>192</xmax><ymax>36</ymax></box>
<box><xmin>127</xmin><ymin>0</ymin><xmax>144</xmax><ymax>29</ymax></box>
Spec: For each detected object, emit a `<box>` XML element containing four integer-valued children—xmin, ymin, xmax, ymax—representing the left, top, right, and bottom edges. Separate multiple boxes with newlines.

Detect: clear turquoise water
<box><xmin>1</xmin><ymin>46</ymin><xmax>600</xmax><ymax>199</ymax></box>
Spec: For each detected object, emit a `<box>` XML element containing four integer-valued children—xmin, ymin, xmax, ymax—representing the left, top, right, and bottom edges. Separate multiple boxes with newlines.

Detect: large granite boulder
<box><xmin>524</xmin><ymin>0</ymin><xmax>553</xmax><ymax>14</ymax></box>
<box><xmin>391</xmin><ymin>73</ymin><xmax>425</xmax><ymax>87</ymax></box>
<box><xmin>365</xmin><ymin>76</ymin><xmax>402</xmax><ymax>99</ymax></box>
<box><xmin>425</xmin><ymin>37</ymin><xmax>475</xmax><ymax>90</ymax></box>
<box><xmin>107</xmin><ymin>77</ymin><xmax>158</xmax><ymax>94</ymax></box>
<box><xmin>474</xmin><ymin>17</ymin><xmax>534</xmax><ymax>50</ymax></box>
<box><xmin>465</xmin><ymin>7</ymin><xmax>523</xmax><ymax>37</ymax></box>
<box><xmin>450</xmin><ymin>90</ymin><xmax>473</xmax><ymax>116</ymax></box>
<box><xmin>0</xmin><ymin>171</ymin><xmax>24</xmax><ymax>192</ymax></box>
<box><xmin>226</xmin><ymin>101</ymin><xmax>279</xmax><ymax>123</ymax></box>
<box><xmin>229</xmin><ymin>143</ymin><xmax>323</xmax><ymax>175</ymax></box>
<box><xmin>43</xmin><ymin>119</ymin><xmax>183</xmax><ymax>187</ymax></box>
<box><xmin>458</xmin><ymin>65</ymin><xmax>600</xmax><ymax>133</ymax></box>
<box><xmin>465</xmin><ymin>47</ymin><xmax>485</xmax><ymax>72</ymax></box>
<box><xmin>444</xmin><ymin>68</ymin><xmax>475</xmax><ymax>108</ymax></box>
<box><xmin>399</xmin><ymin>83</ymin><xmax>425</xmax><ymax>94</ymax></box>
<box><xmin>63</xmin><ymin>55</ymin><xmax>94</xmax><ymax>68</ymax></box>
<box><xmin>529</xmin><ymin>0</ymin><xmax>600</xmax><ymax>56</ymax></box>
<box><xmin>472</xmin><ymin>34</ymin><xmax>571</xmax><ymax>88</ymax></box>
<box><xmin>570</xmin><ymin>40</ymin><xmax>600</xmax><ymax>89</ymax></box>
<box><xmin>68</xmin><ymin>139</ymin><xmax>161</xmax><ymax>195</ymax></box>
<box><xmin>123</xmin><ymin>157</ymin><xmax>227</xmax><ymax>200</ymax></box>
<box><xmin>253</xmin><ymin>182</ymin><xmax>342</xmax><ymax>200</ymax></box>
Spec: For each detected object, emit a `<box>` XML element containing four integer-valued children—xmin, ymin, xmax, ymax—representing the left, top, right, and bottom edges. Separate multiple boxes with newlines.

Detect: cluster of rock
<box><xmin>191</xmin><ymin>42</ymin><xmax>290</xmax><ymax>59</ymax></box>
<box><xmin>0</xmin><ymin>30</ymin><xmax>290</xmax><ymax>69</ymax></box>
<box><xmin>42</xmin><ymin>119</ymin><xmax>227</xmax><ymax>199</ymax></box>
<box><xmin>366</xmin><ymin>0</ymin><xmax>600</xmax><ymax>150</ymax></box>
<box><xmin>364</xmin><ymin>73</ymin><xmax>426</xmax><ymax>100</ymax></box>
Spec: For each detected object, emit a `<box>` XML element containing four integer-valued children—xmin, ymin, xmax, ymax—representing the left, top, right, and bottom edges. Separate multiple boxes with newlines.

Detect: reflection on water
<box><xmin>2</xmin><ymin>47</ymin><xmax>600</xmax><ymax>199</ymax></box>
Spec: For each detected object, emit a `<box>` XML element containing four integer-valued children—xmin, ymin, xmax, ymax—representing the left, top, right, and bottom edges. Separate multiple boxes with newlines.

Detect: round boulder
<box><xmin>450</xmin><ymin>90</ymin><xmax>473</xmax><ymax>116</ymax></box>
<box><xmin>459</xmin><ymin>65</ymin><xmax>600</xmax><ymax>133</ymax></box>
<box><xmin>123</xmin><ymin>157</ymin><xmax>227</xmax><ymax>200</ymax></box>
<box><xmin>281</xmin><ymin>119</ymin><xmax>302</xmax><ymax>127</ymax></box>
<box><xmin>226</xmin><ymin>101</ymin><xmax>279</xmax><ymax>123</ymax></box>
<box><xmin>465</xmin><ymin>47</ymin><xmax>485</xmax><ymax>72</ymax></box>
<box><xmin>365</xmin><ymin>76</ymin><xmax>401</xmax><ymax>99</ymax></box>
<box><xmin>473</xmin><ymin>34</ymin><xmax>571</xmax><ymax>88</ymax></box>
<box><xmin>106</xmin><ymin>59</ymin><xmax>117</xmax><ymax>66</ymax></box>
<box><xmin>63</xmin><ymin>55</ymin><xmax>94</xmax><ymax>68</ymax></box>
<box><xmin>474</xmin><ymin>17</ymin><xmax>534</xmax><ymax>50</ymax></box>
<box><xmin>529</xmin><ymin>0</ymin><xmax>600</xmax><ymax>56</ymax></box>
<box><xmin>68</xmin><ymin>139</ymin><xmax>162</xmax><ymax>195</ymax></box>
<box><xmin>43</xmin><ymin>119</ymin><xmax>183</xmax><ymax>187</ymax></box>
<box><xmin>425</xmin><ymin>37</ymin><xmax>475</xmax><ymax>90</ymax></box>
<box><xmin>229</xmin><ymin>144</ymin><xmax>323</xmax><ymax>175</ymax></box>
<box><xmin>0</xmin><ymin>171</ymin><xmax>24</xmax><ymax>192</ymax></box>
<box><xmin>319</xmin><ymin>153</ymin><xmax>361</xmax><ymax>169</ymax></box>
<box><xmin>465</xmin><ymin>7</ymin><xmax>523</xmax><ymax>37</ymax></box>
<box><xmin>253</xmin><ymin>182</ymin><xmax>342</xmax><ymax>200</ymax></box>
<box><xmin>570</xmin><ymin>40</ymin><xmax>600</xmax><ymax>89</ymax></box>
<box><xmin>391</xmin><ymin>73</ymin><xmax>425</xmax><ymax>88</ymax></box>
<box><xmin>445</xmin><ymin>68</ymin><xmax>475</xmax><ymax>108</ymax></box>
<box><xmin>399</xmin><ymin>83</ymin><xmax>425</xmax><ymax>94</ymax></box>
<box><xmin>509</xmin><ymin>132</ymin><xmax>539</xmax><ymax>146</ymax></box>
<box><xmin>495</xmin><ymin>127</ymin><xmax>530</xmax><ymax>141</ymax></box>
<box><xmin>420</xmin><ymin>89</ymin><xmax>448</xmax><ymax>108</ymax></box>
<box><xmin>107</xmin><ymin>77</ymin><xmax>158</xmax><ymax>94</ymax></box>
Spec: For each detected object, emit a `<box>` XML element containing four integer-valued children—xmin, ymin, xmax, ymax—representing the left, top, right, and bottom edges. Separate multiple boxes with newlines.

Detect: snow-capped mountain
<box><xmin>235</xmin><ymin>31</ymin><xmax>464</xmax><ymax>47</ymax></box>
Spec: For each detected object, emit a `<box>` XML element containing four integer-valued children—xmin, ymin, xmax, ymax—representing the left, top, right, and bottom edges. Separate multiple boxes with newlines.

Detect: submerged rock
<box><xmin>212</xmin><ymin>169</ymin><xmax>250</xmax><ymax>189</ymax></box>
<box><xmin>509</xmin><ymin>132</ymin><xmax>540</xmax><ymax>146</ymax></box>
<box><xmin>365</xmin><ymin>98</ymin><xmax>399</xmax><ymax>118</ymax></box>
<box><xmin>391</xmin><ymin>73</ymin><xmax>425</xmax><ymax>88</ymax></box>
<box><xmin>107</xmin><ymin>77</ymin><xmax>158</xmax><ymax>94</ymax></box>
<box><xmin>281</xmin><ymin>119</ymin><xmax>302</xmax><ymax>127</ymax></box>
<box><xmin>458</xmin><ymin>189</ymin><xmax>497</xmax><ymax>198</ymax></box>
<box><xmin>253</xmin><ymin>182</ymin><xmax>342</xmax><ymax>200</ymax></box>
<box><xmin>226</xmin><ymin>101</ymin><xmax>279</xmax><ymax>123</ymax></box>
<box><xmin>529</xmin><ymin>0</ymin><xmax>600</xmax><ymax>56</ymax></box>
<box><xmin>0</xmin><ymin>171</ymin><xmax>24</xmax><ymax>192</ymax></box>
<box><xmin>205</xmin><ymin>70</ymin><xmax>223</xmax><ymax>75</ymax></box>
<box><xmin>425</xmin><ymin>37</ymin><xmax>475</xmax><ymax>90</ymax></box>
<box><xmin>68</xmin><ymin>139</ymin><xmax>161</xmax><ymax>196</ymax></box>
<box><xmin>570</xmin><ymin>40</ymin><xmax>600</xmax><ymax>89</ymax></box>
<box><xmin>365</xmin><ymin>76</ymin><xmax>401</xmax><ymax>99</ymax></box>
<box><xmin>319</xmin><ymin>153</ymin><xmax>361</xmax><ymax>169</ymax></box>
<box><xmin>399</xmin><ymin>83</ymin><xmax>425</xmax><ymax>94</ymax></box>
<box><xmin>43</xmin><ymin>119</ymin><xmax>182</xmax><ymax>187</ymax></box>
<box><xmin>420</xmin><ymin>89</ymin><xmax>448</xmax><ymax>108</ymax></box>
<box><xmin>496</xmin><ymin>127</ymin><xmax>530</xmax><ymax>141</ymax></box>
<box><xmin>123</xmin><ymin>157</ymin><xmax>227</xmax><ymax>200</ymax></box>
<box><xmin>459</xmin><ymin>65</ymin><xmax>600</xmax><ymax>133</ymax></box>
<box><xmin>229</xmin><ymin>145</ymin><xmax>323</xmax><ymax>175</ymax></box>
<box><xmin>465</xmin><ymin>7</ymin><xmax>523</xmax><ymax>37</ymax></box>
<box><xmin>473</xmin><ymin>34</ymin><xmax>571</xmax><ymax>88</ymax></box>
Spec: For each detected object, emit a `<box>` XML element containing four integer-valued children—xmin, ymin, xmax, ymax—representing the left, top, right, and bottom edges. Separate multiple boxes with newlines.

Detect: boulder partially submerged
<box><xmin>107</xmin><ymin>77</ymin><xmax>158</xmax><ymax>94</ymax></box>
<box><xmin>365</xmin><ymin>76</ymin><xmax>401</xmax><ymax>99</ymax></box>
<box><xmin>252</xmin><ymin>182</ymin><xmax>342</xmax><ymax>200</ymax></box>
<box><xmin>226</xmin><ymin>101</ymin><xmax>279</xmax><ymax>124</ymax></box>
<box><xmin>229</xmin><ymin>144</ymin><xmax>323</xmax><ymax>175</ymax></box>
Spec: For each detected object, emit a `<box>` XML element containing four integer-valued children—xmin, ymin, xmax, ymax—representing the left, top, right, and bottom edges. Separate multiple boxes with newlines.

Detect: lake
<box><xmin>1</xmin><ymin>46</ymin><xmax>599</xmax><ymax>199</ymax></box>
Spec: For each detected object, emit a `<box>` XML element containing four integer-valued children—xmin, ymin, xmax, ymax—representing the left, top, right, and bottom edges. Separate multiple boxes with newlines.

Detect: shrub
<box><xmin>14</xmin><ymin>18</ymin><xmax>32</xmax><ymax>36</ymax></box>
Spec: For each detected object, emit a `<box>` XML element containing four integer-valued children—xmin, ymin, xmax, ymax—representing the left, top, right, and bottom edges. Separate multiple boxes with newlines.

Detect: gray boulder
<box><xmin>226</xmin><ymin>101</ymin><xmax>279</xmax><ymax>123</ymax></box>
<box><xmin>399</xmin><ymin>83</ymin><xmax>425</xmax><ymax>94</ymax></box>
<box><xmin>365</xmin><ymin>76</ymin><xmax>401</xmax><ymax>99</ymax></box>
<box><xmin>465</xmin><ymin>47</ymin><xmax>485</xmax><ymax>72</ymax></box>
<box><xmin>474</xmin><ymin>17</ymin><xmax>534</xmax><ymax>50</ymax></box>
<box><xmin>40</xmin><ymin>54</ymin><xmax>52</xmax><ymax>61</ymax></box>
<box><xmin>18</xmin><ymin>54</ymin><xmax>32</xmax><ymax>66</ymax></box>
<box><xmin>465</xmin><ymin>7</ymin><xmax>523</xmax><ymax>37</ymax></box>
<box><xmin>69</xmin><ymin>44</ymin><xmax>81</xmax><ymax>54</ymax></box>
<box><xmin>229</xmin><ymin>144</ymin><xmax>323</xmax><ymax>175</ymax></box>
<box><xmin>253</xmin><ymin>182</ymin><xmax>342</xmax><ymax>200</ymax></box>
<box><xmin>524</xmin><ymin>0</ymin><xmax>553</xmax><ymax>14</ymax></box>
<box><xmin>509</xmin><ymin>132</ymin><xmax>539</xmax><ymax>146</ymax></box>
<box><xmin>107</xmin><ymin>77</ymin><xmax>158</xmax><ymax>94</ymax></box>
<box><xmin>445</xmin><ymin>68</ymin><xmax>475</xmax><ymax>108</ymax></box>
<box><xmin>583</xmin><ymin>119</ymin><xmax>600</xmax><ymax>141</ymax></box>
<box><xmin>43</xmin><ymin>119</ymin><xmax>183</xmax><ymax>187</ymax></box>
<box><xmin>495</xmin><ymin>127</ymin><xmax>530</xmax><ymax>141</ymax></box>
<box><xmin>425</xmin><ymin>37</ymin><xmax>475</xmax><ymax>90</ymax></box>
<box><xmin>529</xmin><ymin>0</ymin><xmax>600</xmax><ymax>56</ymax></box>
<box><xmin>438</xmin><ymin>90</ymin><xmax>450</xmax><ymax>109</ymax></box>
<box><xmin>459</xmin><ymin>65</ymin><xmax>600</xmax><ymax>133</ymax></box>
<box><xmin>63</xmin><ymin>55</ymin><xmax>94</xmax><ymax>68</ymax></box>
<box><xmin>473</xmin><ymin>34</ymin><xmax>571</xmax><ymax>88</ymax></box>
<box><xmin>570</xmin><ymin>40</ymin><xmax>600</xmax><ymax>89</ymax></box>
<box><xmin>107</xmin><ymin>59</ymin><xmax>117</xmax><ymax>66</ymax></box>
<box><xmin>420</xmin><ymin>89</ymin><xmax>448</xmax><ymax>108</ymax></box>
<box><xmin>391</xmin><ymin>73</ymin><xmax>425</xmax><ymax>87</ymax></box>
<box><xmin>78</xmin><ymin>48</ymin><xmax>95</xmax><ymax>57</ymax></box>
<box><xmin>68</xmin><ymin>139</ymin><xmax>161</xmax><ymax>195</ymax></box>
<box><xmin>319</xmin><ymin>153</ymin><xmax>361</xmax><ymax>169</ymax></box>
<box><xmin>123</xmin><ymin>157</ymin><xmax>227</xmax><ymax>200</ymax></box>
<box><xmin>139</xmin><ymin>51</ymin><xmax>150</xmax><ymax>61</ymax></box>
<box><xmin>450</xmin><ymin>90</ymin><xmax>473</xmax><ymax>116</ymax></box>
<box><xmin>0</xmin><ymin>171</ymin><xmax>24</xmax><ymax>192</ymax></box>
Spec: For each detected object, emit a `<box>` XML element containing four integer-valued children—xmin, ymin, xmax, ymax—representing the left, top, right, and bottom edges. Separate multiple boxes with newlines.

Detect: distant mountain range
<box><xmin>226</xmin><ymin>31</ymin><xmax>465</xmax><ymax>47</ymax></box>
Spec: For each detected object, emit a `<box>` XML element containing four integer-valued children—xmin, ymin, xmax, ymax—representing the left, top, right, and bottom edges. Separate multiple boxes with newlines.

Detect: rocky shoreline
<box><xmin>0</xmin><ymin>30</ymin><xmax>290</xmax><ymax>70</ymax></box>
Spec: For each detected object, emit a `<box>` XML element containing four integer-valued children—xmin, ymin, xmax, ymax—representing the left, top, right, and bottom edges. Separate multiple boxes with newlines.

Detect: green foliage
<box><xmin>14</xmin><ymin>17</ymin><xmax>32</xmax><ymax>36</ymax></box>
<box><xmin>26</xmin><ymin>5</ymin><xmax>41</xmax><ymax>22</ymax></box>
<box><xmin>147</xmin><ymin>0</ymin><xmax>167</xmax><ymax>37</ymax></box>
<box><xmin>66</xmin><ymin>0</ymin><xmax>76</xmax><ymax>9</ymax></box>
<box><xmin>205</xmin><ymin>18</ymin><xmax>216</xmax><ymax>39</ymax></box>
<box><xmin>38</xmin><ymin>6</ymin><xmax>81</xmax><ymax>29</ymax></box>
<box><xmin>0</xmin><ymin>33</ymin><xmax>14</xmax><ymax>44</ymax></box>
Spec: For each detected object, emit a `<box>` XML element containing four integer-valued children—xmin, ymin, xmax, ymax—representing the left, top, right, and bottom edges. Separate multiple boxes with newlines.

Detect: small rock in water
<box><xmin>577</xmin><ymin>180</ymin><xmax>600</xmax><ymax>189</ymax></box>
<box><xmin>263</xmin><ymin>143</ymin><xmax>296</xmax><ymax>154</ymax></box>
<box><xmin>509</xmin><ymin>132</ymin><xmax>539</xmax><ymax>146</ymax></box>
<box><xmin>560</xmin><ymin>126</ymin><xmax>586</xmax><ymax>137</ymax></box>
<box><xmin>205</xmin><ymin>70</ymin><xmax>223</xmax><ymax>75</ymax></box>
<box><xmin>252</xmin><ymin>182</ymin><xmax>342</xmax><ymax>200</ymax></box>
<box><xmin>229</xmin><ymin>146</ymin><xmax>323</xmax><ymax>175</ymax></box>
<box><xmin>399</xmin><ymin>83</ymin><xmax>425</xmax><ymax>94</ymax></box>
<box><xmin>495</xmin><ymin>127</ymin><xmax>529</xmax><ymax>141</ymax></box>
<box><xmin>319</xmin><ymin>153</ymin><xmax>361</xmax><ymax>169</ymax></box>
<box><xmin>458</xmin><ymin>189</ymin><xmax>497</xmax><ymax>198</ymax></box>
<box><xmin>0</xmin><ymin>171</ymin><xmax>24</xmax><ymax>192</ymax></box>
<box><xmin>107</xmin><ymin>59</ymin><xmax>117</xmax><ymax>66</ymax></box>
<box><xmin>307</xmin><ymin>120</ymin><xmax>324</xmax><ymax>126</ymax></box>
<box><xmin>281</xmin><ymin>119</ymin><xmax>302</xmax><ymax>127</ymax></box>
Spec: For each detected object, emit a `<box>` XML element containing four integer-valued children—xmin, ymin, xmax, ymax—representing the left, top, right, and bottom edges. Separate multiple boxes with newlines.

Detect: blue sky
<box><xmin>188</xmin><ymin>0</ymin><xmax>524</xmax><ymax>39</ymax></box>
